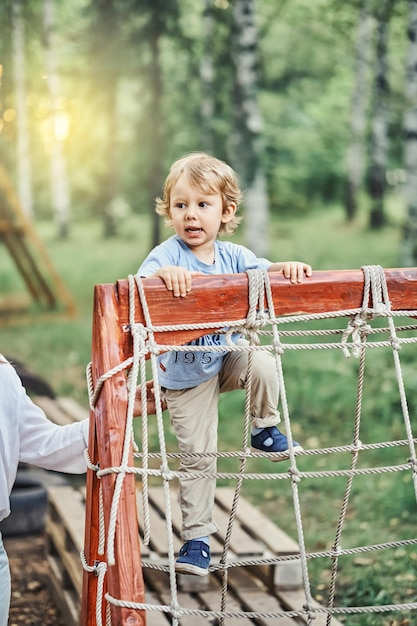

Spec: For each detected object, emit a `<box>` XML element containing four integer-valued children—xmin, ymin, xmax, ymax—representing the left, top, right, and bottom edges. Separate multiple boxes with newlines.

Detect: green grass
<box><xmin>1</xmin><ymin>201</ymin><xmax>416</xmax><ymax>624</ymax></box>
<box><xmin>0</xmin><ymin>214</ymin><xmax>155</xmax><ymax>403</ymax></box>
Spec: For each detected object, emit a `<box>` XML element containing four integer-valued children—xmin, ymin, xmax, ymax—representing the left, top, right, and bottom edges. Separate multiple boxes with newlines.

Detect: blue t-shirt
<box><xmin>138</xmin><ymin>235</ymin><xmax>272</xmax><ymax>389</ymax></box>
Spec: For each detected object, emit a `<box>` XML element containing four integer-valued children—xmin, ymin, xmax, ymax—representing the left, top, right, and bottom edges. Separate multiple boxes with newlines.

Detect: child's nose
<box><xmin>185</xmin><ymin>205</ymin><xmax>197</xmax><ymax>219</ymax></box>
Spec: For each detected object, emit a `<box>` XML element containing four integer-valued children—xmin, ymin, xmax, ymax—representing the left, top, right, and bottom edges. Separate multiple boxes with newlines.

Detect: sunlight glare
<box><xmin>53</xmin><ymin>112</ymin><xmax>70</xmax><ymax>141</ymax></box>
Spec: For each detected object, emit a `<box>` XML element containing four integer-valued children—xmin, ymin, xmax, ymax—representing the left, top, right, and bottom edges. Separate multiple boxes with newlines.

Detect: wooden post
<box><xmin>81</xmin><ymin>267</ymin><xmax>417</xmax><ymax>624</ymax></box>
<box><xmin>81</xmin><ymin>283</ymin><xmax>146</xmax><ymax>625</ymax></box>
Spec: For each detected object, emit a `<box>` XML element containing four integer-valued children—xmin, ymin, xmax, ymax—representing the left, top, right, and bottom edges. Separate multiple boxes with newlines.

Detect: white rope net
<box><xmin>82</xmin><ymin>265</ymin><xmax>417</xmax><ymax>625</ymax></box>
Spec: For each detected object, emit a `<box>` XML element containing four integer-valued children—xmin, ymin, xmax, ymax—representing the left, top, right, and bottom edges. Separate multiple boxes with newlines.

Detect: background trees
<box><xmin>402</xmin><ymin>0</ymin><xmax>417</xmax><ymax>266</ymax></box>
<box><xmin>0</xmin><ymin>0</ymin><xmax>414</xmax><ymax>259</ymax></box>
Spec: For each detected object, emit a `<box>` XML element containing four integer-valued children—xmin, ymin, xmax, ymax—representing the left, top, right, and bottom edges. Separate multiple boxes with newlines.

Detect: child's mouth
<box><xmin>185</xmin><ymin>227</ymin><xmax>203</xmax><ymax>235</ymax></box>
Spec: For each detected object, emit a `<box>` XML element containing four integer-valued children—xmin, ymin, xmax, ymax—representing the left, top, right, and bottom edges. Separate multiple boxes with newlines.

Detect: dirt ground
<box><xmin>4</xmin><ymin>532</ymin><xmax>66</xmax><ymax>626</ymax></box>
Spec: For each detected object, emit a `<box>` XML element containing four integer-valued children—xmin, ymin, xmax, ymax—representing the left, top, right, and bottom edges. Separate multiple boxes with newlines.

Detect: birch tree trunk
<box><xmin>128</xmin><ymin>0</ymin><xmax>180</xmax><ymax>249</ymax></box>
<box><xmin>43</xmin><ymin>0</ymin><xmax>71</xmax><ymax>239</ymax></box>
<box><xmin>147</xmin><ymin>3</ymin><xmax>164</xmax><ymax>249</ymax></box>
<box><xmin>12</xmin><ymin>0</ymin><xmax>33</xmax><ymax>217</ymax></box>
<box><xmin>344</xmin><ymin>1</ymin><xmax>372</xmax><ymax>221</ymax></box>
<box><xmin>90</xmin><ymin>0</ymin><xmax>121</xmax><ymax>238</ymax></box>
<box><xmin>402</xmin><ymin>0</ymin><xmax>417</xmax><ymax>265</ymax></box>
<box><xmin>200</xmin><ymin>0</ymin><xmax>215</xmax><ymax>154</ymax></box>
<box><xmin>231</xmin><ymin>0</ymin><xmax>269</xmax><ymax>257</ymax></box>
<box><xmin>368</xmin><ymin>14</ymin><xmax>389</xmax><ymax>229</ymax></box>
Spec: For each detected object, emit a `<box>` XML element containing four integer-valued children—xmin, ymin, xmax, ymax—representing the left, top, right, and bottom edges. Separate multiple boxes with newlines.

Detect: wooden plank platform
<box><xmin>45</xmin><ymin>483</ymin><xmax>342</xmax><ymax>626</ymax></box>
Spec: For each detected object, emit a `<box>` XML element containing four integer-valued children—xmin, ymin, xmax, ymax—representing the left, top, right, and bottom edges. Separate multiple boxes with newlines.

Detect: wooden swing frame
<box><xmin>0</xmin><ymin>164</ymin><xmax>77</xmax><ymax>324</ymax></box>
<box><xmin>80</xmin><ymin>267</ymin><xmax>417</xmax><ymax>625</ymax></box>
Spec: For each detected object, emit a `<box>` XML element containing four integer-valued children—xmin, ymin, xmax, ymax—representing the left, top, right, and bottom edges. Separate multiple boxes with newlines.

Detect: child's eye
<box><xmin>199</xmin><ymin>201</ymin><xmax>208</xmax><ymax>208</ymax></box>
<box><xmin>176</xmin><ymin>202</ymin><xmax>186</xmax><ymax>209</ymax></box>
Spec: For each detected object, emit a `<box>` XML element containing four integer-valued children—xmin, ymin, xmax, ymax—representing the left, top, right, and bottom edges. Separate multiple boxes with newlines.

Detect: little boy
<box><xmin>138</xmin><ymin>152</ymin><xmax>312</xmax><ymax>576</ymax></box>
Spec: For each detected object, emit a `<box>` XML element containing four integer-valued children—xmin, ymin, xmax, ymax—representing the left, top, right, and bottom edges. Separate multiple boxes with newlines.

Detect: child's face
<box><xmin>169</xmin><ymin>174</ymin><xmax>236</xmax><ymax>254</ymax></box>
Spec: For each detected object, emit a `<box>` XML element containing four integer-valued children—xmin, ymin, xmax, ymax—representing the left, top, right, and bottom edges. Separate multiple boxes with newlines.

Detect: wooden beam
<box><xmin>0</xmin><ymin>163</ymin><xmax>77</xmax><ymax>318</ymax></box>
<box><xmin>0</xmin><ymin>220</ymin><xmax>24</xmax><ymax>234</ymax></box>
<box><xmin>104</xmin><ymin>268</ymin><xmax>417</xmax><ymax>357</ymax></box>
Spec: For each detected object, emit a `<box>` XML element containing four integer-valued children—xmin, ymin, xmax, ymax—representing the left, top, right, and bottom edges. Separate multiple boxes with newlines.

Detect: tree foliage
<box><xmin>0</xmin><ymin>0</ymin><xmax>412</xmax><ymax>246</ymax></box>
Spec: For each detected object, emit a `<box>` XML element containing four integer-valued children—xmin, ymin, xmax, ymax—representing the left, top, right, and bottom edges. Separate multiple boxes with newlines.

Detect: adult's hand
<box><xmin>134</xmin><ymin>381</ymin><xmax>166</xmax><ymax>416</ymax></box>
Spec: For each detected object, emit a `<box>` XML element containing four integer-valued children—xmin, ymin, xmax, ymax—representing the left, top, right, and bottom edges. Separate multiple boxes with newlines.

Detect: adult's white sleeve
<box><xmin>17</xmin><ymin>376</ymin><xmax>89</xmax><ymax>474</ymax></box>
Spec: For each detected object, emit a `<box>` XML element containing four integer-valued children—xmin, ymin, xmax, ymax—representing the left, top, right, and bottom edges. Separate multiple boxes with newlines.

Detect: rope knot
<box><xmin>241</xmin><ymin>447</ymin><xmax>252</xmax><ymax>459</ymax></box>
<box><xmin>408</xmin><ymin>456</ymin><xmax>417</xmax><ymax>473</ymax></box>
<box><xmin>245</xmin><ymin>327</ymin><xmax>262</xmax><ymax>346</ymax></box>
<box><xmin>390</xmin><ymin>337</ymin><xmax>401</xmax><ymax>352</ymax></box>
<box><xmin>160</xmin><ymin>466</ymin><xmax>175</xmax><ymax>481</ymax></box>
<box><xmin>171</xmin><ymin>601</ymin><xmax>184</xmax><ymax>620</ymax></box>
<box><xmin>147</xmin><ymin>339</ymin><xmax>161</xmax><ymax>355</ymax></box>
<box><xmin>131</xmin><ymin>322</ymin><xmax>148</xmax><ymax>340</ymax></box>
<box><xmin>330</xmin><ymin>546</ymin><xmax>342</xmax><ymax>558</ymax></box>
<box><xmin>341</xmin><ymin>315</ymin><xmax>371</xmax><ymax>358</ymax></box>
<box><xmin>372</xmin><ymin>302</ymin><xmax>391</xmax><ymax>316</ymax></box>
<box><xmin>272</xmin><ymin>338</ymin><xmax>284</xmax><ymax>355</ymax></box>
<box><xmin>288</xmin><ymin>467</ymin><xmax>302</xmax><ymax>483</ymax></box>
<box><xmin>303</xmin><ymin>604</ymin><xmax>317</xmax><ymax>622</ymax></box>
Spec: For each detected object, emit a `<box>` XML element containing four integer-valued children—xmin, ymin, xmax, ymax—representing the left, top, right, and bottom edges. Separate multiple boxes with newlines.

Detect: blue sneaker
<box><xmin>251</xmin><ymin>426</ymin><xmax>303</xmax><ymax>460</ymax></box>
<box><xmin>175</xmin><ymin>540</ymin><xmax>210</xmax><ymax>576</ymax></box>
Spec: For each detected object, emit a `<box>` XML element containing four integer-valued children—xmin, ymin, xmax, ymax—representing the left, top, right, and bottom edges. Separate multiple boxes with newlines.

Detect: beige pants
<box><xmin>162</xmin><ymin>345</ymin><xmax>280</xmax><ymax>541</ymax></box>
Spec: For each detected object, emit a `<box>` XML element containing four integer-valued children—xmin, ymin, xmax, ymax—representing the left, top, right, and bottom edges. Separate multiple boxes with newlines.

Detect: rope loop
<box><xmin>244</xmin><ymin>268</ymin><xmax>275</xmax><ymax>345</ymax></box>
<box><xmin>80</xmin><ymin>550</ymin><xmax>108</xmax><ymax>577</ymax></box>
<box><xmin>87</xmin><ymin>356</ymin><xmax>134</xmax><ymax>410</ymax></box>
<box><xmin>79</xmin><ymin>551</ymin><xmax>109</xmax><ymax>624</ymax></box>
<box><xmin>341</xmin><ymin>265</ymin><xmax>393</xmax><ymax>358</ymax></box>
<box><xmin>84</xmin><ymin>447</ymin><xmax>99</xmax><ymax>472</ymax></box>
<box><xmin>361</xmin><ymin>265</ymin><xmax>392</xmax><ymax>316</ymax></box>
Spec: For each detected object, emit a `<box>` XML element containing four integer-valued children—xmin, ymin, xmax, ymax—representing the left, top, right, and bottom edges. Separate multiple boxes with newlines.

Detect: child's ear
<box><xmin>222</xmin><ymin>202</ymin><xmax>237</xmax><ymax>223</ymax></box>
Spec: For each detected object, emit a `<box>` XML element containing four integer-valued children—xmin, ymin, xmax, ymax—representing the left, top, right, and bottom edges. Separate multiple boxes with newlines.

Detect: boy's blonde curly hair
<box><xmin>155</xmin><ymin>152</ymin><xmax>243</xmax><ymax>236</ymax></box>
